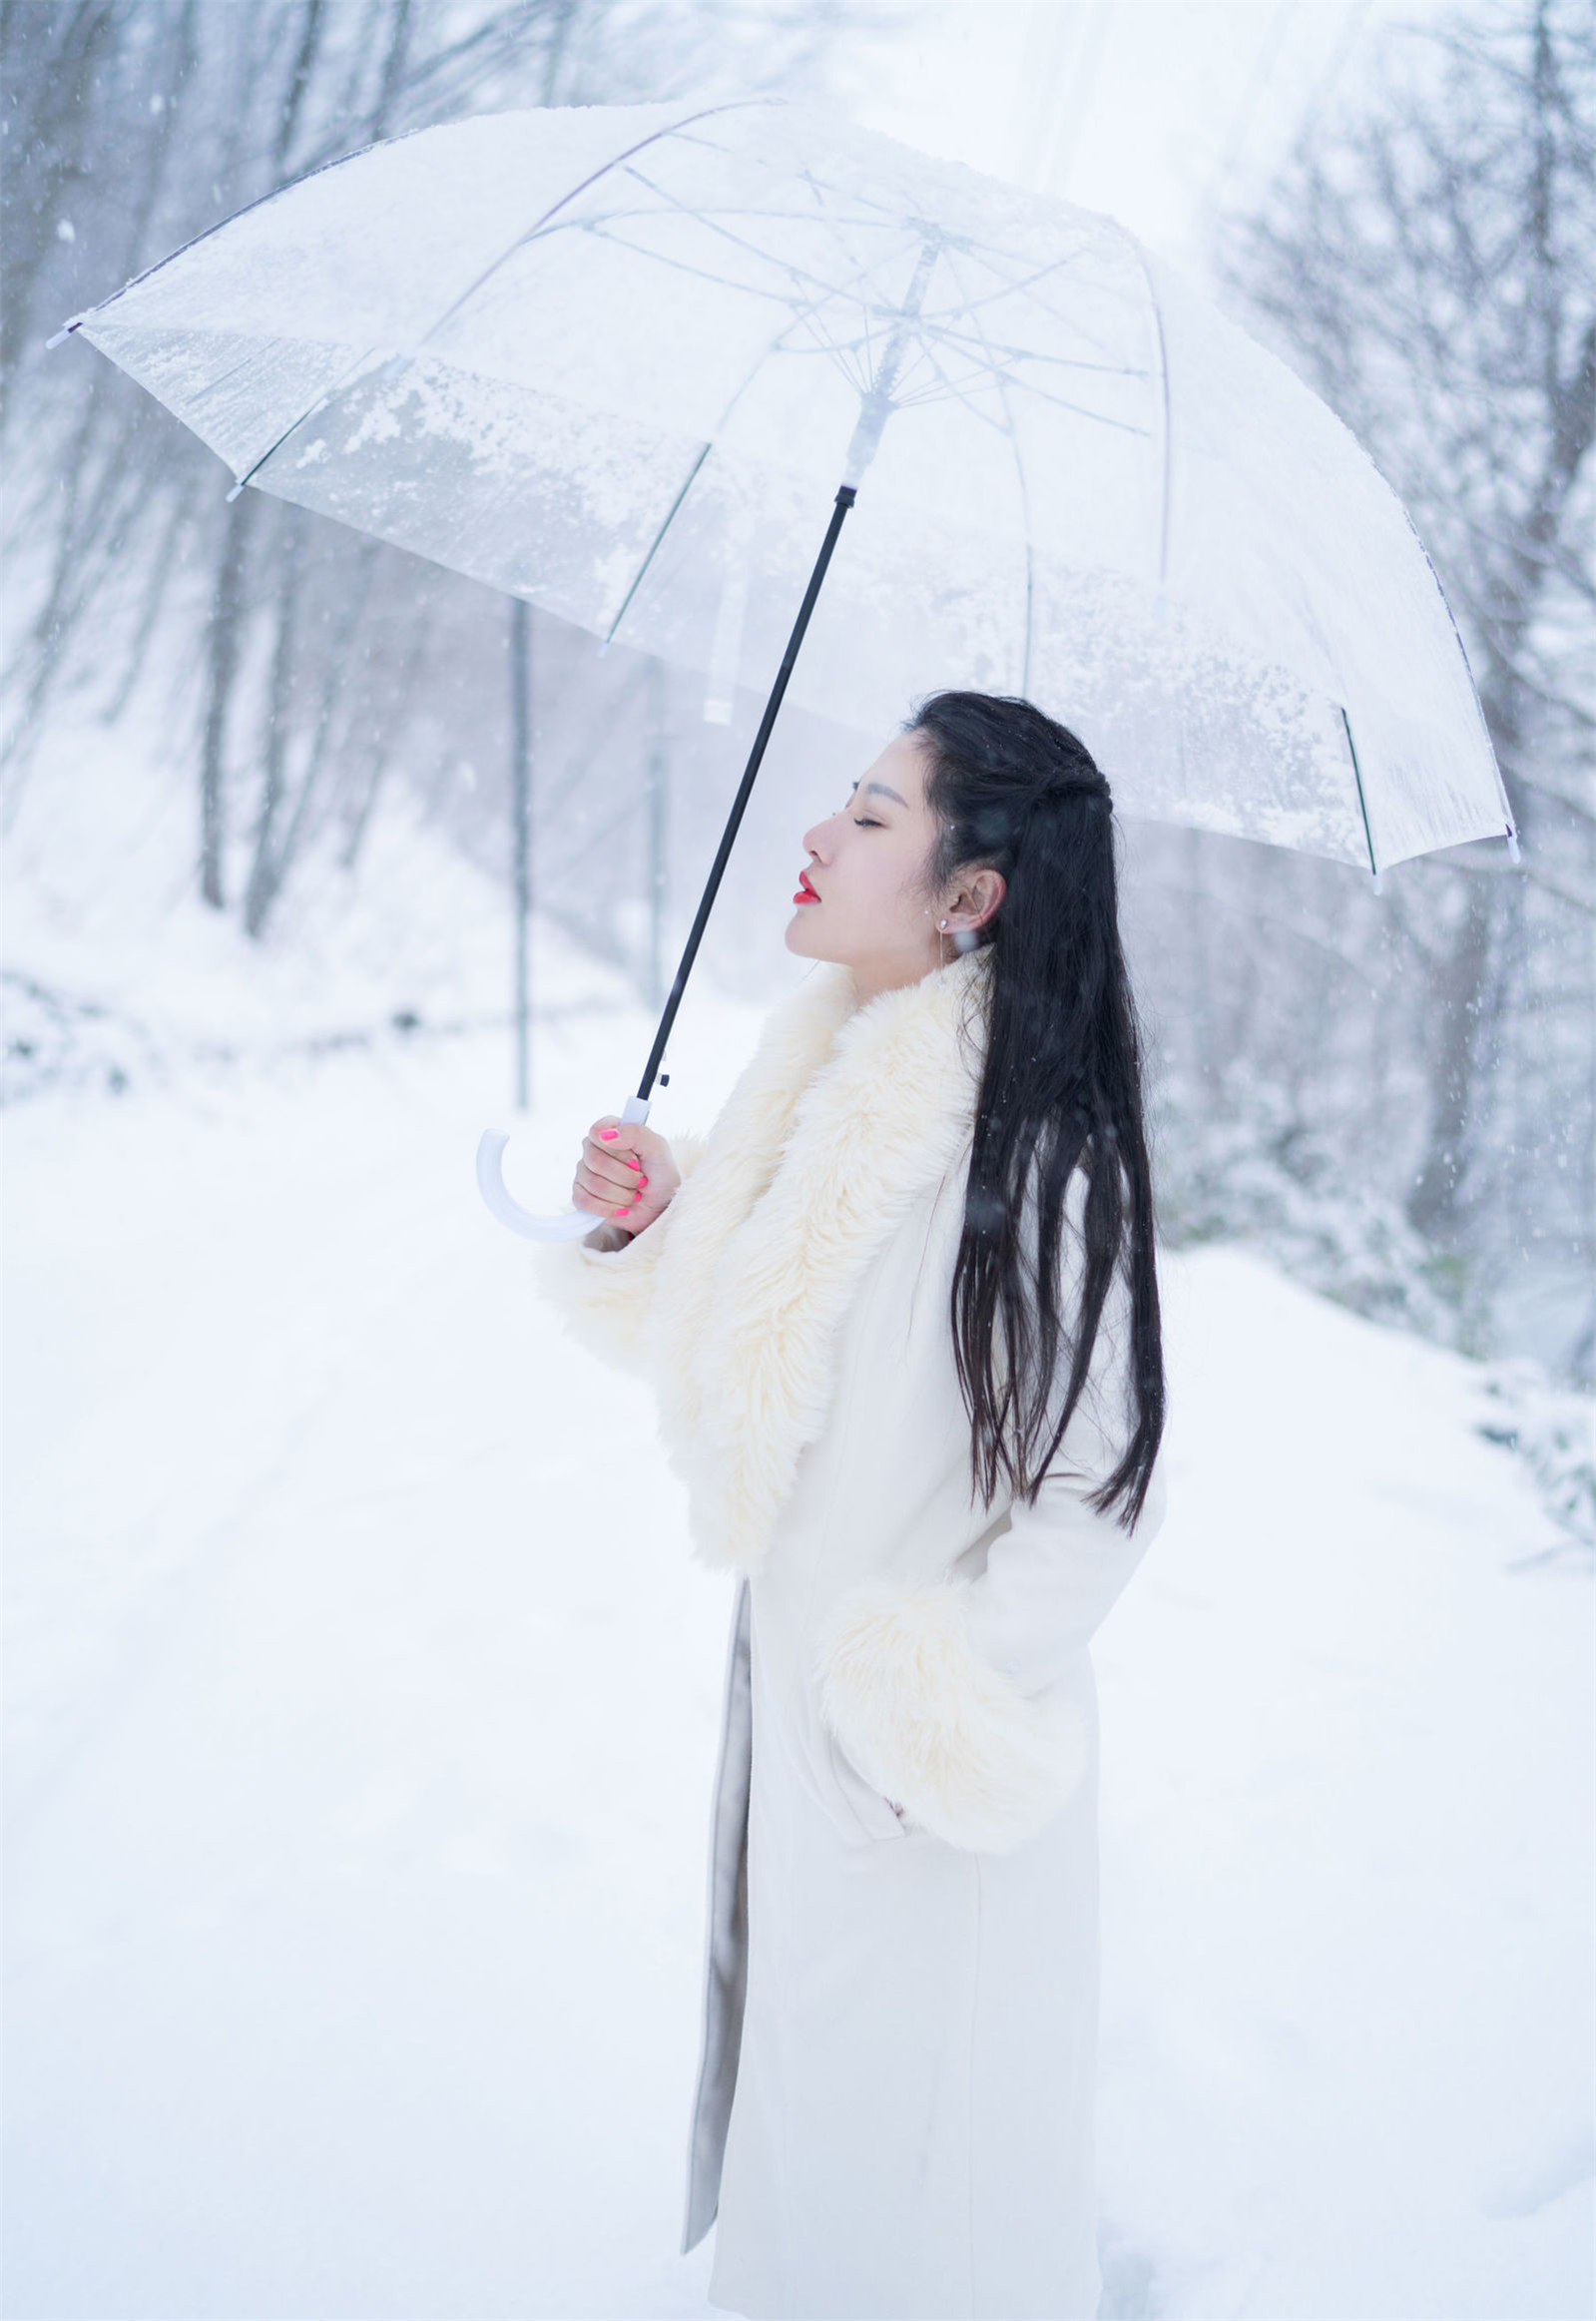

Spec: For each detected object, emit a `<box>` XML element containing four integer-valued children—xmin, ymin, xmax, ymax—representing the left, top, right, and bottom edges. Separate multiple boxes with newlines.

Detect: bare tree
<box><xmin>1</xmin><ymin>0</ymin><xmax>847</xmax><ymax>931</ymax></box>
<box><xmin>1221</xmin><ymin>0</ymin><xmax>1593</xmax><ymax>1237</ymax></box>
<box><xmin>1121</xmin><ymin>2</ymin><xmax>1594</xmax><ymax>1381</ymax></box>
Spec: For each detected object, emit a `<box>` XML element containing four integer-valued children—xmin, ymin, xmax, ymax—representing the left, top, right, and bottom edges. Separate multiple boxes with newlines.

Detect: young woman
<box><xmin>536</xmin><ymin>691</ymin><xmax>1167</xmax><ymax>2321</ymax></box>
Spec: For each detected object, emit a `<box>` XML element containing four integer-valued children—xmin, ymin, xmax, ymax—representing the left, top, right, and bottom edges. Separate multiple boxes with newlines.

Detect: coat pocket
<box><xmin>820</xmin><ymin>1724</ymin><xmax>915</xmax><ymax>1845</ymax></box>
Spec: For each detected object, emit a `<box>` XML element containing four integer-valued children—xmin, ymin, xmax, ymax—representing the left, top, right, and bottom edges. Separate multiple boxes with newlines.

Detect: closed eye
<box><xmin>852</xmin><ymin>816</ymin><xmax>883</xmax><ymax>829</ymax></box>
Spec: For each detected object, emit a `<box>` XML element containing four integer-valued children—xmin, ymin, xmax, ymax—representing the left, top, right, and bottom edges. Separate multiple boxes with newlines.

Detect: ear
<box><xmin>944</xmin><ymin>866</ymin><xmax>1005</xmax><ymax>933</ymax></box>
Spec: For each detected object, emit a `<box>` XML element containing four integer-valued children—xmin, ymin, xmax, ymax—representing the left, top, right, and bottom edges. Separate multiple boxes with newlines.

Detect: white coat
<box><xmin>535</xmin><ymin>945</ymin><xmax>1165</xmax><ymax>2321</ymax></box>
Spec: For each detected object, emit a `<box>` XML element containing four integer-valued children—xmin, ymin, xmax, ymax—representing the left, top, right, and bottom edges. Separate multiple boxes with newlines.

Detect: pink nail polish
<box><xmin>637</xmin><ymin>1175</ymin><xmax>648</xmax><ymax>1189</ymax></box>
<box><xmin>599</xmin><ymin>1128</ymin><xmax>618</xmax><ymax>1140</ymax></box>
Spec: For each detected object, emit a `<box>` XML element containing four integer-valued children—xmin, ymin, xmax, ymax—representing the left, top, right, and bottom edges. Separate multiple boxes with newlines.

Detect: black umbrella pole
<box><xmin>633</xmin><ymin>483</ymin><xmax>856</xmax><ymax>1105</ymax></box>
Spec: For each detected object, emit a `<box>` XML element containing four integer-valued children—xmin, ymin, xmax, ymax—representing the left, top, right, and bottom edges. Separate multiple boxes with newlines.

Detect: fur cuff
<box><xmin>812</xmin><ymin>1579</ymin><xmax>1087</xmax><ymax>1853</ymax></box>
<box><xmin>530</xmin><ymin>1132</ymin><xmax>707</xmax><ymax>1376</ymax></box>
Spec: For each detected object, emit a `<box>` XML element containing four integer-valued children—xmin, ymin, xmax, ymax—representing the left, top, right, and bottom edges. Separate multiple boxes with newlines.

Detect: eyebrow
<box><xmin>850</xmin><ymin>780</ymin><xmax>909</xmax><ymax>807</ymax></box>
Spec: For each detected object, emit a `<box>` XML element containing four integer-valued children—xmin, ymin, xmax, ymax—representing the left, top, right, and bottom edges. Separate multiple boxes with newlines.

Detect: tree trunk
<box><xmin>244</xmin><ymin>506</ymin><xmax>305</xmax><ymax>938</ymax></box>
<box><xmin>1406</xmin><ymin>873</ymin><xmax>1501</xmax><ymax>1242</ymax></box>
<box><xmin>200</xmin><ymin>492</ymin><xmax>257</xmax><ymax>909</ymax></box>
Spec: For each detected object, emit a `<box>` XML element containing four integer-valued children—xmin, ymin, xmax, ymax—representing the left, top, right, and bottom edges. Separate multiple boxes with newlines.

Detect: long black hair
<box><xmin>909</xmin><ymin>691</ymin><xmax>1164</xmax><ymax>1530</ymax></box>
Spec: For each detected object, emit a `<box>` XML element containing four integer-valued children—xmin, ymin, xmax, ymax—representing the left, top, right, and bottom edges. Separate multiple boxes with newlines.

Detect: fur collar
<box><xmin>644</xmin><ymin>946</ymin><xmax>992</xmax><ymax>1573</ymax></box>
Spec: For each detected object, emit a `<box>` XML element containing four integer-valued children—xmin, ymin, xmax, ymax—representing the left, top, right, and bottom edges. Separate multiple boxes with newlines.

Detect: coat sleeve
<box><xmin>529</xmin><ymin>1131</ymin><xmax>709</xmax><ymax>1376</ymax></box>
<box><xmin>812</xmin><ymin>1206</ymin><xmax>1165</xmax><ymax>1855</ymax></box>
<box><xmin>812</xmin><ymin>1458</ymin><xmax>1164</xmax><ymax>1855</ymax></box>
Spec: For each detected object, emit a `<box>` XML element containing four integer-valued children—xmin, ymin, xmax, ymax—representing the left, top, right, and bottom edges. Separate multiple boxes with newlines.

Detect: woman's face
<box><xmin>785</xmin><ymin>731</ymin><xmax>1002</xmax><ymax>1001</ymax></box>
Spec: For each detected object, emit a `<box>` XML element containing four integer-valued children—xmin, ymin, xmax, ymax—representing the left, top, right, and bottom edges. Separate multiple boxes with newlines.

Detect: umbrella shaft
<box><xmin>635</xmin><ymin>482</ymin><xmax>857</xmax><ymax>1104</ymax></box>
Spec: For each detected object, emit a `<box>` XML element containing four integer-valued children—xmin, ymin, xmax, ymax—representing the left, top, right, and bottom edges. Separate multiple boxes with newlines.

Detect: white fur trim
<box><xmin>533</xmin><ymin>948</ymin><xmax>993</xmax><ymax>1577</ymax></box>
<box><xmin>531</xmin><ymin>1130</ymin><xmax>709</xmax><ymax>1373</ymax></box>
<box><xmin>644</xmin><ymin>965</ymin><xmax>861</xmax><ymax>1461</ymax></box>
<box><xmin>651</xmin><ymin>950</ymin><xmax>991</xmax><ymax>1573</ymax></box>
<box><xmin>812</xmin><ymin>1578</ymin><xmax>1088</xmax><ymax>1854</ymax></box>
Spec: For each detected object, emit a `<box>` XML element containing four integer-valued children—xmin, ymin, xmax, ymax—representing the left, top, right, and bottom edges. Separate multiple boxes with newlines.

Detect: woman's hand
<box><xmin>572</xmin><ymin>1116</ymin><xmax>682</xmax><ymax>1237</ymax></box>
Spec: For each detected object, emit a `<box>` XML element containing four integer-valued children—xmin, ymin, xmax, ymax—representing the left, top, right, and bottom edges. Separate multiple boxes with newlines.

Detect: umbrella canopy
<box><xmin>62</xmin><ymin>97</ymin><xmax>1511</xmax><ymax>878</ymax></box>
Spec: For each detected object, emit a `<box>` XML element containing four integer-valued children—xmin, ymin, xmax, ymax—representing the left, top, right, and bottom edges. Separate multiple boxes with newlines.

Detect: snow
<box><xmin>5</xmin><ymin>803</ymin><xmax>1591</xmax><ymax>2319</ymax></box>
<box><xmin>1096</xmin><ymin>1255</ymin><xmax>1592</xmax><ymax>2320</ymax></box>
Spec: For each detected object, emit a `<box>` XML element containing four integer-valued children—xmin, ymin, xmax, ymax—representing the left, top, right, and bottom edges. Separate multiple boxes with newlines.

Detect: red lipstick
<box><xmin>794</xmin><ymin>869</ymin><xmax>819</xmax><ymax>904</ymax></box>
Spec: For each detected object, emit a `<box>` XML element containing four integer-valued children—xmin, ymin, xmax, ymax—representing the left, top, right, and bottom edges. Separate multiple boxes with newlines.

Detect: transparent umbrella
<box><xmin>55</xmin><ymin>98</ymin><xmax>1515</xmax><ymax>1233</ymax></box>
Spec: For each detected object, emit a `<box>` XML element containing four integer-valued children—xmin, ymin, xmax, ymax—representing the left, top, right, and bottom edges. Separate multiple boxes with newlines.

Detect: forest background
<box><xmin>4</xmin><ymin>7</ymin><xmax>1592</xmax><ymax>2317</ymax></box>
<box><xmin>3</xmin><ymin>0</ymin><xmax>1591</xmax><ymax>1460</ymax></box>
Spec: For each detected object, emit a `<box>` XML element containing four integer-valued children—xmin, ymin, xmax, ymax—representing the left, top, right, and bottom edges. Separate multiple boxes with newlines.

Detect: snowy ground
<box><xmin>4</xmin><ymin>791</ymin><xmax>1592</xmax><ymax>2319</ymax></box>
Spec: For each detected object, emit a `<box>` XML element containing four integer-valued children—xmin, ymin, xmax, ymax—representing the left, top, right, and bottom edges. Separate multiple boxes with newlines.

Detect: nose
<box><xmin>801</xmin><ymin>808</ymin><xmax>841</xmax><ymax>860</ymax></box>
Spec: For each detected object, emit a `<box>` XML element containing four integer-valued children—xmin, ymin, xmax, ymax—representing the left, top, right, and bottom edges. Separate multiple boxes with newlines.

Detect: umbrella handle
<box><xmin>476</xmin><ymin>1095</ymin><xmax>651</xmax><ymax>1242</ymax></box>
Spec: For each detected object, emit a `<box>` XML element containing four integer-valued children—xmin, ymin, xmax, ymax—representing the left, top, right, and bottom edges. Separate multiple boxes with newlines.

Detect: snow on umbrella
<box><xmin>54</xmin><ymin>97</ymin><xmax>1515</xmax><ymax>1235</ymax></box>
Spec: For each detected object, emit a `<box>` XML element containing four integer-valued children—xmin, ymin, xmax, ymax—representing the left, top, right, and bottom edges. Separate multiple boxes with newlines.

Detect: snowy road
<box><xmin>5</xmin><ymin>1008</ymin><xmax>1591</xmax><ymax>2320</ymax></box>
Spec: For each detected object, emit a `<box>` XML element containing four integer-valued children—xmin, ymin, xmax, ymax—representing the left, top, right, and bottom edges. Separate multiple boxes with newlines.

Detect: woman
<box><xmin>535</xmin><ymin>691</ymin><xmax>1167</xmax><ymax>2321</ymax></box>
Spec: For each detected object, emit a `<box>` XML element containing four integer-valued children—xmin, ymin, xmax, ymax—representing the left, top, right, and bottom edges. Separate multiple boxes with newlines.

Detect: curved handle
<box><xmin>475</xmin><ymin>1096</ymin><xmax>651</xmax><ymax>1242</ymax></box>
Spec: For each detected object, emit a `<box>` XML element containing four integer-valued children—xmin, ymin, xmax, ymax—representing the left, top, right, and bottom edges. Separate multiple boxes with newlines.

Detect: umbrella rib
<box><xmin>225</xmin><ymin>344</ymin><xmax>386</xmax><ymax>498</ymax></box>
<box><xmin>506</xmin><ymin>172</ymin><xmax>1105</xmax><ymax>423</ymax></box>
<box><xmin>606</xmin><ymin>169</ymin><xmax>933</xmax><ymax>332</ymax></box>
<box><xmin>1339</xmin><ymin>707</ymin><xmax>1381</xmax><ymax>882</ymax></box>
<box><xmin>570</xmin><ymin>196</ymin><xmax>926</xmax><ymax>400</ymax></box>
<box><xmin>1004</xmin><ymin>375</ymin><xmax>1152</xmax><ymax>434</ymax></box>
<box><xmin>891</xmin><ymin>329</ymin><xmax>1150</xmax><ymax>431</ymax></box>
<box><xmin>879</xmin><ymin>338</ymin><xmax>996</xmax><ymax>417</ymax></box>
<box><xmin>915</xmin><ymin>246</ymin><xmax>1155</xmax><ymax>373</ymax></box>
<box><xmin>790</xmin><ymin>309</ymin><xmax>869</xmax><ymax>395</ymax></box>
<box><xmin>189</xmin><ymin>345</ymin><xmax>283</xmax><ymax>406</ymax></box>
<box><xmin>570</xmin><ymin>219</ymin><xmax>877</xmax><ymax>390</ymax></box>
<box><xmin>1129</xmin><ymin>240</ymin><xmax>1174</xmax><ymax>597</ymax></box>
<box><xmin>941</xmin><ymin>244</ymin><xmax>1036</xmax><ymax>692</ymax></box>
<box><xmin>751</xmin><ymin>186</ymin><xmax>1101</xmax><ymax>333</ymax></box>
<box><xmin>547</xmin><ymin>253</ymin><xmax>1136</xmax><ymax>430</ymax></box>
<box><xmin>600</xmin><ymin>441</ymin><xmax>714</xmax><ymax>651</ymax></box>
<box><xmin>593</xmin><ymin>190</ymin><xmax>911</xmax><ymax>236</ymax></box>
<box><xmin>937</xmin><ymin>300</ymin><xmax>1132</xmax><ymax>375</ymax></box>
<box><xmin>717</xmin><ymin>247</ymin><xmax>904</xmax><ymax>406</ymax></box>
<box><xmin>859</xmin><ymin>283</ymin><xmax>877</xmax><ymax>386</ymax></box>
<box><xmin>598</xmin><ymin>239</ymin><xmax>905</xmax><ymax>650</ymax></box>
<box><xmin>935</xmin><ymin>235</ymin><xmax>1155</xmax><ymax>339</ymax></box>
<box><xmin>50</xmin><ymin>119</ymin><xmax>460</xmax><ymax>336</ymax></box>
<box><xmin>579</xmin><ymin>206</ymin><xmax>925</xmax><ymax>404</ymax></box>
<box><xmin>924</xmin><ymin>325</ymin><xmax>1148</xmax><ymax>379</ymax></box>
<box><xmin>905</xmin><ymin>347</ymin><xmax>1011</xmax><ymax>430</ymax></box>
<box><xmin>565</xmin><ymin>224</ymin><xmax>812</xmax><ymax>312</ymax></box>
<box><xmin>919</xmin><ymin>247</ymin><xmax>1101</xmax><ymax>323</ymax></box>
<box><xmin>396</xmin><ymin>101</ymin><xmax>767</xmax><ymax>355</ymax></box>
<box><xmin>660</xmin><ymin>132</ymin><xmax>973</xmax><ymax>249</ymax></box>
<box><xmin>603</xmin><ymin>164</ymin><xmax>964</xmax><ymax>366</ymax></box>
<box><xmin>197</xmin><ymin>106</ymin><xmax>777</xmax><ymax>499</ymax></box>
<box><xmin>61</xmin><ymin>99</ymin><xmax>763</xmax><ymax>356</ymax></box>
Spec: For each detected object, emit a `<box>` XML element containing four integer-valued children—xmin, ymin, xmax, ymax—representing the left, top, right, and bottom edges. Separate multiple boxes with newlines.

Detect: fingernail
<box><xmin>637</xmin><ymin>1175</ymin><xmax>648</xmax><ymax>1188</ymax></box>
<box><xmin>613</xmin><ymin>1204</ymin><xmax>630</xmax><ymax>1217</ymax></box>
<box><xmin>599</xmin><ymin>1129</ymin><xmax>618</xmax><ymax>1140</ymax></box>
<box><xmin>626</xmin><ymin>1156</ymin><xmax>642</xmax><ymax>1171</ymax></box>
